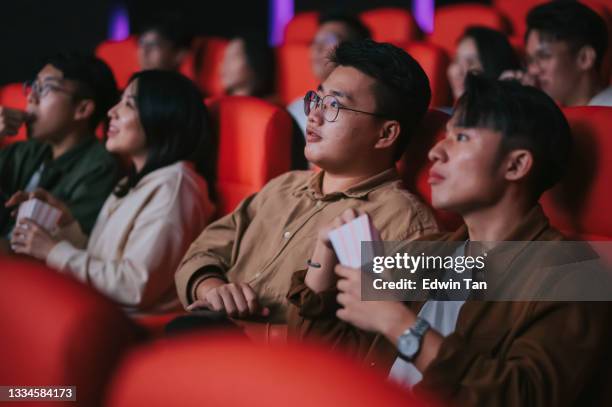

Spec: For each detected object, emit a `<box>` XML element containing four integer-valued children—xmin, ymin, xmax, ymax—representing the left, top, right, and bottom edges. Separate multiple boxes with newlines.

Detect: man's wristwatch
<box><xmin>397</xmin><ymin>317</ymin><xmax>431</xmax><ymax>362</ymax></box>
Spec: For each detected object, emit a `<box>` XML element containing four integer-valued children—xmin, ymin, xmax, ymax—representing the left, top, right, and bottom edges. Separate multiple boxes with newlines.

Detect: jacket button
<box><xmin>283</xmin><ymin>231</ymin><xmax>291</xmax><ymax>239</ymax></box>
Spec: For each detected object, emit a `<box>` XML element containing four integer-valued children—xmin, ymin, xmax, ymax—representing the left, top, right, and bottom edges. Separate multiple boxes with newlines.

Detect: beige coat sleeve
<box><xmin>46</xmin><ymin>184</ymin><xmax>212</xmax><ymax>311</ymax></box>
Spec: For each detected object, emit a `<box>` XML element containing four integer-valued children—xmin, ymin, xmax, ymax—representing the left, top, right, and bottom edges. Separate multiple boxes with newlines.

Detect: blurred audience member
<box><xmin>175</xmin><ymin>40</ymin><xmax>437</xmax><ymax>324</ymax></box>
<box><xmin>221</xmin><ymin>34</ymin><xmax>276</xmax><ymax>100</ymax></box>
<box><xmin>137</xmin><ymin>13</ymin><xmax>193</xmax><ymax>71</ymax></box>
<box><xmin>10</xmin><ymin>71</ymin><xmax>216</xmax><ymax>313</ymax></box>
<box><xmin>287</xmin><ymin>12</ymin><xmax>371</xmax><ymax>134</ymax></box>
<box><xmin>0</xmin><ymin>53</ymin><xmax>119</xmax><ymax>252</ymax></box>
<box><xmin>501</xmin><ymin>1</ymin><xmax>611</xmax><ymax>106</ymax></box>
<box><xmin>448</xmin><ymin>26</ymin><xmax>520</xmax><ymax>101</ymax></box>
<box><xmin>221</xmin><ymin>33</ymin><xmax>308</xmax><ymax>169</ymax></box>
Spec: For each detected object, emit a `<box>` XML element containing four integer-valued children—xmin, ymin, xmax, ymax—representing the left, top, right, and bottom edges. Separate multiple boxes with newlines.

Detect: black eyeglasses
<box><xmin>303</xmin><ymin>90</ymin><xmax>386</xmax><ymax>122</ymax></box>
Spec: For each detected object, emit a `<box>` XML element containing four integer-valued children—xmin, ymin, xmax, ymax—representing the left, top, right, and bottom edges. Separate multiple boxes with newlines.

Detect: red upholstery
<box><xmin>0</xmin><ymin>256</ymin><xmax>141</xmax><ymax>407</ymax></box>
<box><xmin>193</xmin><ymin>37</ymin><xmax>228</xmax><ymax>97</ymax></box>
<box><xmin>400</xmin><ymin>42</ymin><xmax>451</xmax><ymax>107</ymax></box>
<box><xmin>96</xmin><ymin>36</ymin><xmax>197</xmax><ymax>90</ymax></box>
<box><xmin>95</xmin><ymin>37</ymin><xmax>140</xmax><ymax>89</ymax></box>
<box><xmin>283</xmin><ymin>11</ymin><xmax>319</xmax><ymax>44</ymax></box>
<box><xmin>206</xmin><ymin>96</ymin><xmax>293</xmax><ymax>216</ymax></box>
<box><xmin>276</xmin><ymin>43</ymin><xmax>318</xmax><ymax>105</ymax></box>
<box><xmin>398</xmin><ymin>109</ymin><xmax>462</xmax><ymax>232</ymax></box>
<box><xmin>105</xmin><ymin>334</ymin><xmax>430</xmax><ymax>407</ymax></box>
<box><xmin>541</xmin><ymin>107</ymin><xmax>612</xmax><ymax>240</ymax></box>
<box><xmin>360</xmin><ymin>8</ymin><xmax>419</xmax><ymax>44</ymax></box>
<box><xmin>428</xmin><ymin>5</ymin><xmax>508</xmax><ymax>56</ymax></box>
<box><xmin>0</xmin><ymin>82</ymin><xmax>27</xmax><ymax>147</ymax></box>
<box><xmin>492</xmin><ymin>0</ymin><xmax>547</xmax><ymax>37</ymax></box>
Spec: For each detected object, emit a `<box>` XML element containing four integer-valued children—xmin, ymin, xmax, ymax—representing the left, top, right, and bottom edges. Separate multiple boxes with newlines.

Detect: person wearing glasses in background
<box><xmin>286</xmin><ymin>12</ymin><xmax>371</xmax><ymax>135</ymax></box>
<box><xmin>501</xmin><ymin>1</ymin><xmax>612</xmax><ymax>107</ymax></box>
<box><xmin>0</xmin><ymin>53</ymin><xmax>119</xmax><ymax>254</ymax></box>
<box><xmin>175</xmin><ymin>40</ymin><xmax>438</xmax><ymax>325</ymax></box>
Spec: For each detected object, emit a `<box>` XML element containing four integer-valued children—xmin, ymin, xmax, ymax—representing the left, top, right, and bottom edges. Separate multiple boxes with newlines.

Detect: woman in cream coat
<box><xmin>10</xmin><ymin>70</ymin><xmax>216</xmax><ymax>313</ymax></box>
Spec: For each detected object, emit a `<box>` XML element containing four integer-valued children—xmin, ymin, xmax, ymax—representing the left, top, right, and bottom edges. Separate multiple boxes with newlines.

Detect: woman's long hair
<box><xmin>113</xmin><ymin>70</ymin><xmax>217</xmax><ymax>200</ymax></box>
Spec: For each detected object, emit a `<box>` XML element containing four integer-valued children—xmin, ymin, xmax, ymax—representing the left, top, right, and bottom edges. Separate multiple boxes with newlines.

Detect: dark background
<box><xmin>0</xmin><ymin>0</ymin><xmax>483</xmax><ymax>85</ymax></box>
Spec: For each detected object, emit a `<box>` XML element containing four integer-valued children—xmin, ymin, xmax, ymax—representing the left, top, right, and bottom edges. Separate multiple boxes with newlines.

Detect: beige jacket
<box><xmin>47</xmin><ymin>161</ymin><xmax>215</xmax><ymax>313</ymax></box>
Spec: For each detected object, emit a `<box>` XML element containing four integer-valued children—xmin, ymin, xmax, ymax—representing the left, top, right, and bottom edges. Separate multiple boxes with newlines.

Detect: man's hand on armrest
<box><xmin>187</xmin><ymin>277</ymin><xmax>270</xmax><ymax>319</ymax></box>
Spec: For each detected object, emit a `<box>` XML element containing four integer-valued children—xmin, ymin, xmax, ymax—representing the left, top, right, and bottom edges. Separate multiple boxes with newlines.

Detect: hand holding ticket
<box><xmin>328</xmin><ymin>213</ymin><xmax>380</xmax><ymax>268</ymax></box>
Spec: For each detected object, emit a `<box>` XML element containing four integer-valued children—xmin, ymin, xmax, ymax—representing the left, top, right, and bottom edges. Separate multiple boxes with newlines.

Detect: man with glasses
<box><xmin>501</xmin><ymin>2</ymin><xmax>612</xmax><ymax>107</ymax></box>
<box><xmin>175</xmin><ymin>40</ymin><xmax>437</xmax><ymax>324</ymax></box>
<box><xmin>287</xmin><ymin>12</ymin><xmax>371</xmax><ymax>134</ymax></box>
<box><xmin>0</xmin><ymin>53</ymin><xmax>119</xmax><ymax>252</ymax></box>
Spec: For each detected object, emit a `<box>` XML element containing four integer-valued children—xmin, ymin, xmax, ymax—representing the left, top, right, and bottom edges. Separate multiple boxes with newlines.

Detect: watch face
<box><xmin>399</xmin><ymin>334</ymin><xmax>420</xmax><ymax>359</ymax></box>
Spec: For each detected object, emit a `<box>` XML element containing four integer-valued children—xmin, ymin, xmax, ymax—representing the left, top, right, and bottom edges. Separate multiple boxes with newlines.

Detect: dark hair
<box><xmin>234</xmin><ymin>34</ymin><xmax>276</xmax><ymax>97</ymax></box>
<box><xmin>526</xmin><ymin>1</ymin><xmax>608</xmax><ymax>69</ymax></box>
<box><xmin>460</xmin><ymin>26</ymin><xmax>521</xmax><ymax>79</ymax></box>
<box><xmin>330</xmin><ymin>40</ymin><xmax>431</xmax><ymax>161</ymax></box>
<box><xmin>44</xmin><ymin>53</ymin><xmax>119</xmax><ymax>131</ymax></box>
<box><xmin>454</xmin><ymin>74</ymin><xmax>572</xmax><ymax>199</ymax></box>
<box><xmin>318</xmin><ymin>11</ymin><xmax>371</xmax><ymax>41</ymax></box>
<box><xmin>114</xmin><ymin>70</ymin><xmax>217</xmax><ymax>199</ymax></box>
<box><xmin>138</xmin><ymin>12</ymin><xmax>194</xmax><ymax>50</ymax></box>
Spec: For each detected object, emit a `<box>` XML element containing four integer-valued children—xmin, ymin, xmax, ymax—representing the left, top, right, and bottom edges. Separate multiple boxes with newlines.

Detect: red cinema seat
<box><xmin>398</xmin><ymin>109</ymin><xmax>462</xmax><ymax>231</ymax></box>
<box><xmin>541</xmin><ymin>107</ymin><xmax>612</xmax><ymax>240</ymax></box>
<box><xmin>276</xmin><ymin>43</ymin><xmax>318</xmax><ymax>105</ymax></box>
<box><xmin>360</xmin><ymin>8</ymin><xmax>419</xmax><ymax>44</ymax></box>
<box><xmin>0</xmin><ymin>257</ymin><xmax>141</xmax><ymax>407</ymax></box>
<box><xmin>283</xmin><ymin>11</ymin><xmax>319</xmax><ymax>44</ymax></box>
<box><xmin>428</xmin><ymin>5</ymin><xmax>508</xmax><ymax>56</ymax></box>
<box><xmin>193</xmin><ymin>37</ymin><xmax>229</xmax><ymax>97</ymax></box>
<box><xmin>0</xmin><ymin>82</ymin><xmax>28</xmax><ymax>147</ymax></box>
<box><xmin>400</xmin><ymin>42</ymin><xmax>451</xmax><ymax>107</ymax></box>
<box><xmin>95</xmin><ymin>36</ymin><xmax>140</xmax><ymax>89</ymax></box>
<box><xmin>105</xmin><ymin>334</ymin><xmax>430</xmax><ymax>407</ymax></box>
<box><xmin>206</xmin><ymin>96</ymin><xmax>293</xmax><ymax>216</ymax></box>
<box><xmin>492</xmin><ymin>0</ymin><xmax>547</xmax><ymax>37</ymax></box>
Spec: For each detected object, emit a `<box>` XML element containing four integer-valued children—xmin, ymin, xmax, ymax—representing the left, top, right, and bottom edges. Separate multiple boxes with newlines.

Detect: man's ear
<box><xmin>73</xmin><ymin>99</ymin><xmax>95</xmax><ymax>122</ymax></box>
<box><xmin>504</xmin><ymin>149</ymin><xmax>533</xmax><ymax>182</ymax></box>
<box><xmin>576</xmin><ymin>45</ymin><xmax>597</xmax><ymax>72</ymax></box>
<box><xmin>374</xmin><ymin>120</ymin><xmax>401</xmax><ymax>150</ymax></box>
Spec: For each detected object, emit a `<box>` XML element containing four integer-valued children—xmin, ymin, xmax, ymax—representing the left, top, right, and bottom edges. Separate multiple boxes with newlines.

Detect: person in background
<box><xmin>447</xmin><ymin>26</ymin><xmax>520</xmax><ymax>102</ymax></box>
<box><xmin>221</xmin><ymin>34</ymin><xmax>276</xmax><ymax>101</ymax></box>
<box><xmin>10</xmin><ymin>70</ymin><xmax>217</xmax><ymax>313</ymax></box>
<box><xmin>137</xmin><ymin>13</ymin><xmax>193</xmax><ymax>72</ymax></box>
<box><xmin>220</xmin><ymin>33</ymin><xmax>308</xmax><ymax>170</ymax></box>
<box><xmin>0</xmin><ymin>53</ymin><xmax>119</xmax><ymax>253</ymax></box>
<box><xmin>287</xmin><ymin>74</ymin><xmax>612</xmax><ymax>406</ymax></box>
<box><xmin>287</xmin><ymin>12</ymin><xmax>371</xmax><ymax>134</ymax></box>
<box><xmin>501</xmin><ymin>1</ymin><xmax>611</xmax><ymax>106</ymax></box>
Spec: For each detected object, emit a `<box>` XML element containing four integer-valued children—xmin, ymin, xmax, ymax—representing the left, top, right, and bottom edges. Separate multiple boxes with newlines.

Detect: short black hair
<box><xmin>138</xmin><ymin>12</ymin><xmax>194</xmax><ymax>50</ymax></box>
<box><xmin>330</xmin><ymin>40</ymin><xmax>431</xmax><ymax>161</ymax></box>
<box><xmin>460</xmin><ymin>26</ymin><xmax>521</xmax><ymax>80</ymax></box>
<box><xmin>44</xmin><ymin>53</ymin><xmax>119</xmax><ymax>131</ymax></box>
<box><xmin>455</xmin><ymin>74</ymin><xmax>572</xmax><ymax>199</ymax></box>
<box><xmin>318</xmin><ymin>11</ymin><xmax>371</xmax><ymax>42</ymax></box>
<box><xmin>114</xmin><ymin>70</ymin><xmax>216</xmax><ymax>199</ymax></box>
<box><xmin>526</xmin><ymin>1</ymin><xmax>608</xmax><ymax>69</ymax></box>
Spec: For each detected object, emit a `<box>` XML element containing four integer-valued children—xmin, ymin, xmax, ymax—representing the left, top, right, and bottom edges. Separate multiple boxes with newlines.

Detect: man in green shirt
<box><xmin>0</xmin><ymin>53</ymin><xmax>120</xmax><ymax>251</ymax></box>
